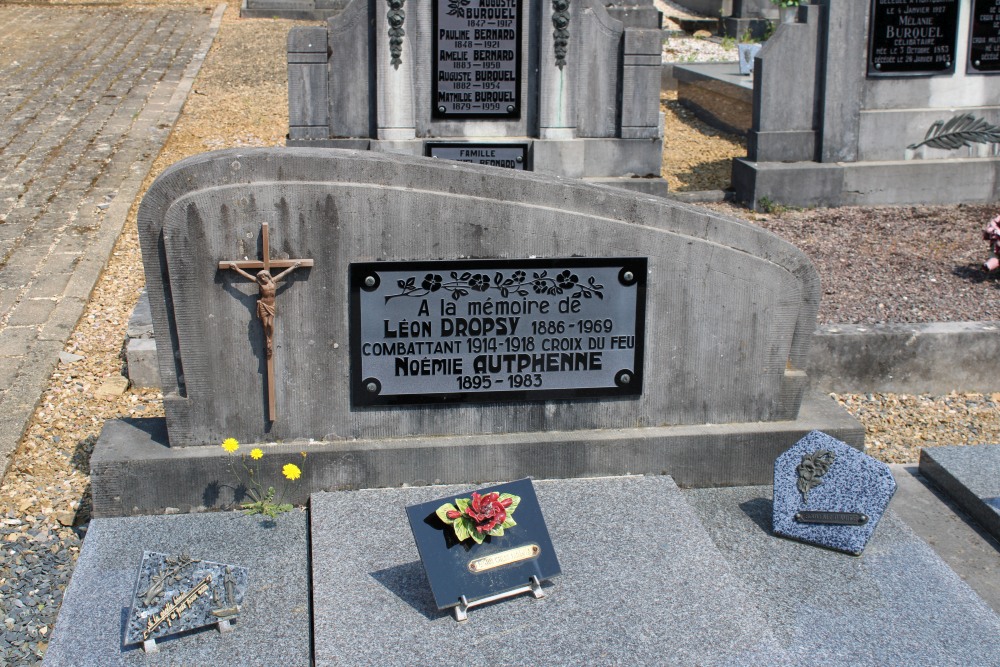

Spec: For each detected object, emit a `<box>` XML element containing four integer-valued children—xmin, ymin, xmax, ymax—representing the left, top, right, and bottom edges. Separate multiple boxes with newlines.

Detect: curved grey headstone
<box><xmin>138</xmin><ymin>148</ymin><xmax>819</xmax><ymax>446</ymax></box>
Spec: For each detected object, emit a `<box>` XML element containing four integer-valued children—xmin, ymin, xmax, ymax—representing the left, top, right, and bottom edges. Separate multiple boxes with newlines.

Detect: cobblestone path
<box><xmin>0</xmin><ymin>6</ymin><xmax>221</xmax><ymax>662</ymax></box>
<box><xmin>0</xmin><ymin>5</ymin><xmax>218</xmax><ymax>476</ymax></box>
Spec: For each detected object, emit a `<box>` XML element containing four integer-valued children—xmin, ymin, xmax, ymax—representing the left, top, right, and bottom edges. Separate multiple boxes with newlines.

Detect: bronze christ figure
<box><xmin>218</xmin><ymin>222</ymin><xmax>314</xmax><ymax>421</ymax></box>
<box><xmin>224</xmin><ymin>261</ymin><xmax>302</xmax><ymax>360</ymax></box>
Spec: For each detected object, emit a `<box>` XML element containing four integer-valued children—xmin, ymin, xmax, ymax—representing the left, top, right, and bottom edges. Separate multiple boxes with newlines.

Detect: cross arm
<box><xmin>218</xmin><ymin>259</ymin><xmax>315</xmax><ymax>270</ymax></box>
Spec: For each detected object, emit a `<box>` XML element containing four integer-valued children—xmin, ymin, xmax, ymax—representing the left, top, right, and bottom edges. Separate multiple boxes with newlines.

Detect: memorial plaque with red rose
<box><xmin>405</xmin><ymin>478</ymin><xmax>560</xmax><ymax>612</ymax></box>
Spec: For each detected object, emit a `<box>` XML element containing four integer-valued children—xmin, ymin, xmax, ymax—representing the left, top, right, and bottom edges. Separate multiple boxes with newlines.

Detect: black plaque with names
<box><xmin>349</xmin><ymin>258</ymin><xmax>647</xmax><ymax>407</ymax></box>
<box><xmin>432</xmin><ymin>0</ymin><xmax>522</xmax><ymax>119</ymax></box>
<box><xmin>426</xmin><ymin>142</ymin><xmax>529</xmax><ymax>169</ymax></box>
<box><xmin>868</xmin><ymin>0</ymin><xmax>959</xmax><ymax>76</ymax></box>
<box><xmin>969</xmin><ymin>0</ymin><xmax>1000</xmax><ymax>73</ymax></box>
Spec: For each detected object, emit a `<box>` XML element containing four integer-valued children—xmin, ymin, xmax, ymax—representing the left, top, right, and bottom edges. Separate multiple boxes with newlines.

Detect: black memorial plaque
<box><xmin>349</xmin><ymin>258</ymin><xmax>647</xmax><ymax>406</ymax></box>
<box><xmin>433</xmin><ymin>0</ymin><xmax>521</xmax><ymax>118</ymax></box>
<box><xmin>405</xmin><ymin>478</ymin><xmax>560</xmax><ymax>612</ymax></box>
<box><xmin>426</xmin><ymin>142</ymin><xmax>528</xmax><ymax>169</ymax></box>
<box><xmin>868</xmin><ymin>0</ymin><xmax>959</xmax><ymax>76</ymax></box>
<box><xmin>970</xmin><ymin>0</ymin><xmax>1000</xmax><ymax>73</ymax></box>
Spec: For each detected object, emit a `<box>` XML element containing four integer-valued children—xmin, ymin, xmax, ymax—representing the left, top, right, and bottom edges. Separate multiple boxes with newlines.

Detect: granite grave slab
<box><xmin>919</xmin><ymin>444</ymin><xmax>1000</xmax><ymax>542</ymax></box>
<box><xmin>772</xmin><ymin>430</ymin><xmax>896</xmax><ymax>555</ymax></box>
<box><xmin>683</xmin><ymin>484</ymin><xmax>1000</xmax><ymax>666</ymax></box>
<box><xmin>43</xmin><ymin>510</ymin><xmax>310</xmax><ymax>666</ymax></box>
<box><xmin>311</xmin><ymin>476</ymin><xmax>791</xmax><ymax>665</ymax></box>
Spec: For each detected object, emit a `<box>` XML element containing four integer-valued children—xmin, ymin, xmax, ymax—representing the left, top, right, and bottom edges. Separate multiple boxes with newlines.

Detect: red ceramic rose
<box><xmin>437</xmin><ymin>490</ymin><xmax>521</xmax><ymax>544</ymax></box>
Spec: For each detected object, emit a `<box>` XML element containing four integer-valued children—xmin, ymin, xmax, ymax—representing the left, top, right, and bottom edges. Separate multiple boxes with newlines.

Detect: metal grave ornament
<box><xmin>406</xmin><ymin>478</ymin><xmax>560</xmax><ymax>621</ymax></box>
<box><xmin>772</xmin><ymin>431</ymin><xmax>896</xmax><ymax>556</ymax></box>
<box><xmin>218</xmin><ymin>221</ymin><xmax>314</xmax><ymax>422</ymax></box>
<box><xmin>969</xmin><ymin>0</ymin><xmax>1000</xmax><ymax>73</ymax></box>
<box><xmin>125</xmin><ymin>551</ymin><xmax>248</xmax><ymax>652</ymax></box>
<box><xmin>349</xmin><ymin>257</ymin><xmax>646</xmax><ymax>406</ymax></box>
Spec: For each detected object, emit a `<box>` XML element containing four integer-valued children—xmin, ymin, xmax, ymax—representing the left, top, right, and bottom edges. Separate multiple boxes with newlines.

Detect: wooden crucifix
<box><xmin>218</xmin><ymin>222</ymin><xmax>313</xmax><ymax>422</ymax></box>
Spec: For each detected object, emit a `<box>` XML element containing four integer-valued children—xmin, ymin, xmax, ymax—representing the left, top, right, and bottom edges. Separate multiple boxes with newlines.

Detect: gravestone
<box><xmin>734</xmin><ymin>0</ymin><xmax>1000</xmax><ymax>208</ymax></box>
<box><xmin>772</xmin><ymin>430</ymin><xmax>896</xmax><ymax>555</ymax></box>
<box><xmin>286</xmin><ymin>0</ymin><xmax>668</xmax><ymax>196</ymax></box>
<box><xmin>90</xmin><ymin>147</ymin><xmax>861</xmax><ymax>516</ymax></box>
<box><xmin>723</xmin><ymin>0</ymin><xmax>780</xmax><ymax>40</ymax></box>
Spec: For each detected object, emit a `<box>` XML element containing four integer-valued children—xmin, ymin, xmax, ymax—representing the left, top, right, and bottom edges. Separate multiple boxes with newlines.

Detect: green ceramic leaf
<box><xmin>455</xmin><ymin>497</ymin><xmax>471</xmax><ymax>513</ymax></box>
<box><xmin>488</xmin><ymin>526</ymin><xmax>505</xmax><ymax>537</ymax></box>
<box><xmin>500</xmin><ymin>493</ymin><xmax>521</xmax><ymax>514</ymax></box>
<box><xmin>436</xmin><ymin>503</ymin><xmax>458</xmax><ymax>524</ymax></box>
<box><xmin>500</xmin><ymin>516</ymin><xmax>517</xmax><ymax>529</ymax></box>
<box><xmin>469</xmin><ymin>528</ymin><xmax>486</xmax><ymax>544</ymax></box>
<box><xmin>454</xmin><ymin>518</ymin><xmax>471</xmax><ymax>542</ymax></box>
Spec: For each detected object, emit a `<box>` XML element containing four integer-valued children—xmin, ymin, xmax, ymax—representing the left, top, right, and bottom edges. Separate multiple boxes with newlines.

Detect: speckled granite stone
<box><xmin>683</xmin><ymin>484</ymin><xmax>1000</xmax><ymax>667</ymax></box>
<box><xmin>310</xmin><ymin>476</ymin><xmax>790</xmax><ymax>666</ymax></box>
<box><xmin>44</xmin><ymin>510</ymin><xmax>310</xmax><ymax>666</ymax></box>
<box><xmin>920</xmin><ymin>444</ymin><xmax>1000</xmax><ymax>542</ymax></box>
<box><xmin>773</xmin><ymin>430</ymin><xmax>896</xmax><ymax>555</ymax></box>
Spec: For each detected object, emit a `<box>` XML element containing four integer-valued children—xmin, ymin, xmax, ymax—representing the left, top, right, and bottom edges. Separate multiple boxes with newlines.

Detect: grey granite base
<box><xmin>46</xmin><ymin>476</ymin><xmax>1000</xmax><ymax>665</ymax></box>
<box><xmin>919</xmin><ymin>445</ymin><xmax>1000</xmax><ymax>543</ymax></box>
<box><xmin>733</xmin><ymin>156</ymin><xmax>1000</xmax><ymax>209</ymax></box>
<box><xmin>89</xmin><ymin>392</ymin><xmax>862</xmax><ymax>517</ymax></box>
<box><xmin>43</xmin><ymin>511</ymin><xmax>310</xmax><ymax>666</ymax></box>
<box><xmin>682</xmin><ymin>485</ymin><xmax>1000</xmax><ymax>666</ymax></box>
<box><xmin>310</xmin><ymin>476</ymin><xmax>790</xmax><ymax>666</ymax></box>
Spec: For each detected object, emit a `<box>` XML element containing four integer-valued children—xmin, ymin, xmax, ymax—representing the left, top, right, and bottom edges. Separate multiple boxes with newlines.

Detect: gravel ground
<box><xmin>0</xmin><ymin>4</ymin><xmax>998</xmax><ymax>664</ymax></box>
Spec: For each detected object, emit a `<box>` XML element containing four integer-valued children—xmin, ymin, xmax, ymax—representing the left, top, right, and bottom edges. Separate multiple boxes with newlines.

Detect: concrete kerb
<box><xmin>0</xmin><ymin>4</ymin><xmax>226</xmax><ymax>479</ymax></box>
<box><xmin>808</xmin><ymin>321</ymin><xmax>1000</xmax><ymax>394</ymax></box>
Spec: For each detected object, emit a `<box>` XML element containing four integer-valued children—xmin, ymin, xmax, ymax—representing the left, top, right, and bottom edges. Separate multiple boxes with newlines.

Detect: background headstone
<box><xmin>734</xmin><ymin>0</ymin><xmax>1000</xmax><ymax>208</ymax></box>
<box><xmin>286</xmin><ymin>0</ymin><xmax>668</xmax><ymax>195</ymax></box>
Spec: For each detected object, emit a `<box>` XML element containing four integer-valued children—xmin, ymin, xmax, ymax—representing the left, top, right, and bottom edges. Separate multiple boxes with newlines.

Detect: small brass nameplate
<box><xmin>468</xmin><ymin>544</ymin><xmax>540</xmax><ymax>573</ymax></box>
<box><xmin>794</xmin><ymin>511</ymin><xmax>869</xmax><ymax>526</ymax></box>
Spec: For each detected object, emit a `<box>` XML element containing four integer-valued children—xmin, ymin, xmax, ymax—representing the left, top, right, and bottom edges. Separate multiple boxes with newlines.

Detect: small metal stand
<box><xmin>217</xmin><ymin>619</ymin><xmax>233</xmax><ymax>634</ymax></box>
<box><xmin>142</xmin><ymin>638</ymin><xmax>159</xmax><ymax>654</ymax></box>
<box><xmin>452</xmin><ymin>576</ymin><xmax>545</xmax><ymax>622</ymax></box>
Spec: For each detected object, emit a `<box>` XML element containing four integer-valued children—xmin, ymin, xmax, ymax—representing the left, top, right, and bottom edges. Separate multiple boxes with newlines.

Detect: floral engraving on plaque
<box><xmin>552</xmin><ymin>0</ymin><xmax>570</xmax><ymax>69</ymax></box>
<box><xmin>796</xmin><ymin>450</ymin><xmax>835</xmax><ymax>504</ymax></box>
<box><xmin>446</xmin><ymin>0</ymin><xmax>471</xmax><ymax>17</ymax></box>
<box><xmin>387</xmin><ymin>0</ymin><xmax>406</xmax><ymax>69</ymax></box>
<box><xmin>908</xmin><ymin>113</ymin><xmax>1000</xmax><ymax>151</ymax></box>
<box><xmin>384</xmin><ymin>269</ymin><xmax>604</xmax><ymax>303</ymax></box>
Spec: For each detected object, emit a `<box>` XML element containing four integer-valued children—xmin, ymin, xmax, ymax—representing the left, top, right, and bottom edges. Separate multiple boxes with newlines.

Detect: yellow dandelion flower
<box><xmin>282</xmin><ymin>463</ymin><xmax>302</xmax><ymax>481</ymax></box>
<box><xmin>250</xmin><ymin>448</ymin><xmax>263</xmax><ymax>460</ymax></box>
<box><xmin>222</xmin><ymin>438</ymin><xmax>239</xmax><ymax>453</ymax></box>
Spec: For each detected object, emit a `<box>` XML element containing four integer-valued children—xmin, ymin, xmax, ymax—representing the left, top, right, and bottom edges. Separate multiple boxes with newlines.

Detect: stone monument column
<box><xmin>538</xmin><ymin>0</ymin><xmax>579</xmax><ymax>140</ymax></box>
<box><xmin>376</xmin><ymin>0</ymin><xmax>416</xmax><ymax>141</ymax></box>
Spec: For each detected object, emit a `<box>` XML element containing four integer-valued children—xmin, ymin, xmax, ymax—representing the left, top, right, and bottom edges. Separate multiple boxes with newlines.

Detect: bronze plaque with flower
<box><xmin>349</xmin><ymin>258</ymin><xmax>647</xmax><ymax>406</ymax></box>
<box><xmin>405</xmin><ymin>478</ymin><xmax>560</xmax><ymax>619</ymax></box>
